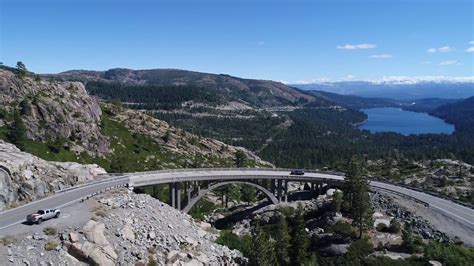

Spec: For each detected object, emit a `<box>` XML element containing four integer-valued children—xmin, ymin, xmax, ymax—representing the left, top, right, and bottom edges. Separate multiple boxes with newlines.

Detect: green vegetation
<box><xmin>241</xmin><ymin>184</ymin><xmax>257</xmax><ymax>205</ymax></box>
<box><xmin>0</xmin><ymin>235</ymin><xmax>17</xmax><ymax>246</ymax></box>
<box><xmin>87</xmin><ymin>82</ymin><xmax>225</xmax><ymax>110</ymax></box>
<box><xmin>289</xmin><ymin>205</ymin><xmax>311</xmax><ymax>265</ymax></box>
<box><xmin>188</xmin><ymin>198</ymin><xmax>217</xmax><ymax>221</ymax></box>
<box><xmin>6</xmin><ymin>111</ymin><xmax>27</xmax><ymax>150</ymax></box>
<box><xmin>16</xmin><ymin>61</ymin><xmax>27</xmax><ymax>79</ymax></box>
<box><xmin>43</xmin><ymin>226</ymin><xmax>58</xmax><ymax>236</ymax></box>
<box><xmin>332</xmin><ymin>191</ymin><xmax>343</xmax><ymax>213</ymax></box>
<box><xmin>44</xmin><ymin>240</ymin><xmax>58</xmax><ymax>251</ymax></box>
<box><xmin>424</xmin><ymin>242</ymin><xmax>474</xmax><ymax>266</ymax></box>
<box><xmin>274</xmin><ymin>213</ymin><xmax>291</xmax><ymax>265</ymax></box>
<box><xmin>344</xmin><ymin>156</ymin><xmax>373</xmax><ymax>238</ymax></box>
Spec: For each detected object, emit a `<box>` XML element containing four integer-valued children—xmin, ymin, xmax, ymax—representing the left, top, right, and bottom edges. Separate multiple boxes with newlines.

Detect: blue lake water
<box><xmin>359</xmin><ymin>107</ymin><xmax>455</xmax><ymax>136</ymax></box>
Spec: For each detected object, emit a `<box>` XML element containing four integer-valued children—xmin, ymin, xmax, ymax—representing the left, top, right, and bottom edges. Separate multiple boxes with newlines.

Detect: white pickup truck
<box><xmin>26</xmin><ymin>209</ymin><xmax>61</xmax><ymax>224</ymax></box>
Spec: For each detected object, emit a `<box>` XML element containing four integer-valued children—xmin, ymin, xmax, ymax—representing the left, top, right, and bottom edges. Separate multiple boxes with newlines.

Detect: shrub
<box><xmin>388</xmin><ymin>219</ymin><xmax>401</xmax><ymax>234</ymax></box>
<box><xmin>0</xmin><ymin>235</ymin><xmax>17</xmax><ymax>246</ymax></box>
<box><xmin>424</xmin><ymin>242</ymin><xmax>474</xmax><ymax>266</ymax></box>
<box><xmin>43</xmin><ymin>226</ymin><xmax>57</xmax><ymax>236</ymax></box>
<box><xmin>44</xmin><ymin>241</ymin><xmax>58</xmax><ymax>251</ymax></box>
<box><xmin>95</xmin><ymin>210</ymin><xmax>107</xmax><ymax>218</ymax></box>
<box><xmin>147</xmin><ymin>255</ymin><xmax>158</xmax><ymax>266</ymax></box>
<box><xmin>347</xmin><ymin>237</ymin><xmax>374</xmax><ymax>258</ymax></box>
<box><xmin>376</xmin><ymin>223</ymin><xmax>388</xmax><ymax>232</ymax></box>
<box><xmin>329</xmin><ymin>221</ymin><xmax>353</xmax><ymax>238</ymax></box>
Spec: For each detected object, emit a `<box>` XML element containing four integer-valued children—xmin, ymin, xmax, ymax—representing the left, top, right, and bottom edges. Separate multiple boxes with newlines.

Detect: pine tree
<box><xmin>348</xmin><ymin>157</ymin><xmax>373</xmax><ymax>238</ymax></box>
<box><xmin>7</xmin><ymin>111</ymin><xmax>27</xmax><ymax>150</ymax></box>
<box><xmin>16</xmin><ymin>61</ymin><xmax>27</xmax><ymax>79</ymax></box>
<box><xmin>234</xmin><ymin>150</ymin><xmax>247</xmax><ymax>167</ymax></box>
<box><xmin>241</xmin><ymin>185</ymin><xmax>257</xmax><ymax>205</ymax></box>
<box><xmin>274</xmin><ymin>213</ymin><xmax>291</xmax><ymax>266</ymax></box>
<box><xmin>290</xmin><ymin>204</ymin><xmax>310</xmax><ymax>265</ymax></box>
<box><xmin>333</xmin><ymin>190</ymin><xmax>343</xmax><ymax>213</ymax></box>
<box><xmin>249</xmin><ymin>222</ymin><xmax>276</xmax><ymax>266</ymax></box>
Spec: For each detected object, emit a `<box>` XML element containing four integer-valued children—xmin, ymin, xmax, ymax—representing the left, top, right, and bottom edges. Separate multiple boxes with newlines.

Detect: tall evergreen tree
<box><xmin>16</xmin><ymin>61</ymin><xmax>27</xmax><ymax>79</ymax></box>
<box><xmin>333</xmin><ymin>190</ymin><xmax>343</xmax><ymax>213</ymax></box>
<box><xmin>347</xmin><ymin>157</ymin><xmax>373</xmax><ymax>238</ymax></box>
<box><xmin>249</xmin><ymin>222</ymin><xmax>276</xmax><ymax>266</ymax></box>
<box><xmin>241</xmin><ymin>185</ymin><xmax>257</xmax><ymax>205</ymax></box>
<box><xmin>7</xmin><ymin>111</ymin><xmax>27</xmax><ymax>150</ymax></box>
<box><xmin>274</xmin><ymin>212</ymin><xmax>291</xmax><ymax>266</ymax></box>
<box><xmin>290</xmin><ymin>204</ymin><xmax>310</xmax><ymax>265</ymax></box>
<box><xmin>234</xmin><ymin>150</ymin><xmax>247</xmax><ymax>167</ymax></box>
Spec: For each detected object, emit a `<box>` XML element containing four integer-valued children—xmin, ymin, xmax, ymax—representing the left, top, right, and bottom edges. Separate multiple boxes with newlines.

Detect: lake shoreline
<box><xmin>358</xmin><ymin>107</ymin><xmax>455</xmax><ymax>135</ymax></box>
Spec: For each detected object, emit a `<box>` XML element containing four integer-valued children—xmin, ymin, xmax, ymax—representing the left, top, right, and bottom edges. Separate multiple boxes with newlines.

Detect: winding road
<box><xmin>0</xmin><ymin>168</ymin><xmax>473</xmax><ymax>233</ymax></box>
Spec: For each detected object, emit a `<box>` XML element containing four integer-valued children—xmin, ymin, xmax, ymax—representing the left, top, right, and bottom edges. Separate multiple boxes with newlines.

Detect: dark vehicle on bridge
<box><xmin>290</xmin><ymin>169</ymin><xmax>305</xmax><ymax>175</ymax></box>
<box><xmin>26</xmin><ymin>209</ymin><xmax>60</xmax><ymax>224</ymax></box>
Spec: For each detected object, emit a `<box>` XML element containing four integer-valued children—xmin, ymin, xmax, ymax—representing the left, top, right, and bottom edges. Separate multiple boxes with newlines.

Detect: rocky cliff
<box><xmin>0</xmin><ymin>69</ymin><xmax>109</xmax><ymax>156</ymax></box>
<box><xmin>1</xmin><ymin>192</ymin><xmax>244</xmax><ymax>265</ymax></box>
<box><xmin>0</xmin><ymin>140</ymin><xmax>106</xmax><ymax>211</ymax></box>
<box><xmin>107</xmin><ymin>103</ymin><xmax>271</xmax><ymax>167</ymax></box>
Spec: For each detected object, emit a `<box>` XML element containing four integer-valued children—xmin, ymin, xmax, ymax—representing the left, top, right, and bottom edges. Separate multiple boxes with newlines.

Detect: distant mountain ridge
<box><xmin>52</xmin><ymin>68</ymin><xmax>320</xmax><ymax>107</ymax></box>
<box><xmin>293</xmin><ymin>81</ymin><xmax>474</xmax><ymax>100</ymax></box>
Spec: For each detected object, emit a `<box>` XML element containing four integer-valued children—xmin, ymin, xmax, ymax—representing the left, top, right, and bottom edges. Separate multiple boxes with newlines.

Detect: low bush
<box><xmin>329</xmin><ymin>221</ymin><xmax>353</xmax><ymax>238</ymax></box>
<box><xmin>0</xmin><ymin>235</ymin><xmax>17</xmax><ymax>246</ymax></box>
<box><xmin>44</xmin><ymin>240</ymin><xmax>58</xmax><ymax>251</ymax></box>
<box><xmin>43</xmin><ymin>226</ymin><xmax>57</xmax><ymax>236</ymax></box>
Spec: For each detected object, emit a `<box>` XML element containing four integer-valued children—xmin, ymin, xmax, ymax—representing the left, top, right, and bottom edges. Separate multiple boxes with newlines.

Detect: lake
<box><xmin>359</xmin><ymin>107</ymin><xmax>455</xmax><ymax>135</ymax></box>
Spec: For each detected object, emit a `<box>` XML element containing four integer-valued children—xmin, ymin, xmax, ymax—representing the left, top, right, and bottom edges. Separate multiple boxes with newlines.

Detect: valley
<box><xmin>0</xmin><ymin>65</ymin><xmax>472</xmax><ymax>266</ymax></box>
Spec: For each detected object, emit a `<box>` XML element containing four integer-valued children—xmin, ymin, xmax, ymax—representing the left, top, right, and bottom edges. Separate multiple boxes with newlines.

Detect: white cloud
<box><xmin>427</xmin><ymin>46</ymin><xmax>453</xmax><ymax>53</ymax></box>
<box><xmin>420</xmin><ymin>61</ymin><xmax>431</xmax><ymax>65</ymax></box>
<box><xmin>369</xmin><ymin>54</ymin><xmax>393</xmax><ymax>59</ymax></box>
<box><xmin>466</xmin><ymin>47</ymin><xmax>474</xmax><ymax>53</ymax></box>
<box><xmin>336</xmin><ymin>43</ymin><xmax>376</xmax><ymax>50</ymax></box>
<box><xmin>438</xmin><ymin>60</ymin><xmax>459</xmax><ymax>66</ymax></box>
<box><xmin>257</xmin><ymin>41</ymin><xmax>265</xmax><ymax>46</ymax></box>
<box><xmin>470</xmin><ymin>41</ymin><xmax>474</xmax><ymax>45</ymax></box>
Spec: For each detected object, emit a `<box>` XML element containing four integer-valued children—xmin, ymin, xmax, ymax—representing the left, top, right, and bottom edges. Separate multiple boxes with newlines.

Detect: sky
<box><xmin>1</xmin><ymin>0</ymin><xmax>473</xmax><ymax>83</ymax></box>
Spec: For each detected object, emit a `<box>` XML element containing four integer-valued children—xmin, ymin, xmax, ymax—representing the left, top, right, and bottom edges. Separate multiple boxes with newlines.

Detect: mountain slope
<box><xmin>53</xmin><ymin>68</ymin><xmax>320</xmax><ymax>107</ymax></box>
<box><xmin>294</xmin><ymin>81</ymin><xmax>474</xmax><ymax>100</ymax></box>
<box><xmin>0</xmin><ymin>68</ymin><xmax>271</xmax><ymax>173</ymax></box>
<box><xmin>431</xmin><ymin>97</ymin><xmax>474</xmax><ymax>132</ymax></box>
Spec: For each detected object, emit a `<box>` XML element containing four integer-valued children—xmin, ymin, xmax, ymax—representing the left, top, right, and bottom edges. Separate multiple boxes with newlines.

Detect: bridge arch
<box><xmin>182</xmin><ymin>181</ymin><xmax>278</xmax><ymax>213</ymax></box>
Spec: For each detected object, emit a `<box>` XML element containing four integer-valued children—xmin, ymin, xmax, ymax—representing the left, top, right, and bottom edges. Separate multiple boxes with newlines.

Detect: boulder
<box><xmin>121</xmin><ymin>224</ymin><xmax>135</xmax><ymax>241</ymax></box>
<box><xmin>319</xmin><ymin>244</ymin><xmax>349</xmax><ymax>256</ymax></box>
<box><xmin>83</xmin><ymin>220</ymin><xmax>109</xmax><ymax>246</ymax></box>
<box><xmin>69</xmin><ymin>232</ymin><xmax>80</xmax><ymax>243</ymax></box>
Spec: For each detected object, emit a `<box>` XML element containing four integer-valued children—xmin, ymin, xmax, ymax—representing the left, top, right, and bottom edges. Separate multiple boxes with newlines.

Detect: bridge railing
<box><xmin>108</xmin><ymin>167</ymin><xmax>346</xmax><ymax>178</ymax></box>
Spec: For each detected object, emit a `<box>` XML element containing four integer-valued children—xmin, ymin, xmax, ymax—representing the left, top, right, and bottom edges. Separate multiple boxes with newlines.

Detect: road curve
<box><xmin>0</xmin><ymin>168</ymin><xmax>473</xmax><ymax>232</ymax></box>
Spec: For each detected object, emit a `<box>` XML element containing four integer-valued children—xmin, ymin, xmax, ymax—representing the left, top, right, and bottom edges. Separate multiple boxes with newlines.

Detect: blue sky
<box><xmin>1</xmin><ymin>0</ymin><xmax>473</xmax><ymax>83</ymax></box>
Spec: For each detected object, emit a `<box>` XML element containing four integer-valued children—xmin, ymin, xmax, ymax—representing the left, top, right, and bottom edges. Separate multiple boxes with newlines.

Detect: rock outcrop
<box><xmin>0</xmin><ymin>69</ymin><xmax>109</xmax><ymax>156</ymax></box>
<box><xmin>0</xmin><ymin>192</ymin><xmax>245</xmax><ymax>265</ymax></box>
<box><xmin>0</xmin><ymin>140</ymin><xmax>106</xmax><ymax>211</ymax></box>
<box><xmin>107</xmin><ymin>103</ymin><xmax>272</xmax><ymax>167</ymax></box>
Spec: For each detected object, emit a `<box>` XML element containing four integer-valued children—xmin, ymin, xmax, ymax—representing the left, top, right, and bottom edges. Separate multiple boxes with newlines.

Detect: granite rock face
<box><xmin>0</xmin><ymin>140</ymin><xmax>106</xmax><ymax>211</ymax></box>
<box><xmin>1</xmin><ymin>192</ymin><xmax>245</xmax><ymax>265</ymax></box>
<box><xmin>0</xmin><ymin>69</ymin><xmax>109</xmax><ymax>156</ymax></box>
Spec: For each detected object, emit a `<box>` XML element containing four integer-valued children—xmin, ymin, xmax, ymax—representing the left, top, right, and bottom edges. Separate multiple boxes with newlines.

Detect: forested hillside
<box><xmin>52</xmin><ymin>68</ymin><xmax>318</xmax><ymax>107</ymax></box>
<box><xmin>49</xmin><ymin>68</ymin><xmax>474</xmax><ymax>168</ymax></box>
<box><xmin>432</xmin><ymin>97</ymin><xmax>474</xmax><ymax>132</ymax></box>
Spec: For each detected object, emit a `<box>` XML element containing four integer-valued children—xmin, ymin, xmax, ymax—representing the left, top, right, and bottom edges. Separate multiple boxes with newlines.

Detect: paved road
<box><xmin>1</xmin><ymin>168</ymin><xmax>472</xmax><ymax>232</ymax></box>
<box><xmin>0</xmin><ymin>177</ymin><xmax>128</xmax><ymax>231</ymax></box>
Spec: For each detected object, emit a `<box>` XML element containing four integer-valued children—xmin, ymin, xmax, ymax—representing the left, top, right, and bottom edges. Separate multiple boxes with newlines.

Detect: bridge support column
<box><xmin>271</xmin><ymin>179</ymin><xmax>275</xmax><ymax>195</ymax></box>
<box><xmin>284</xmin><ymin>180</ymin><xmax>288</xmax><ymax>202</ymax></box>
<box><xmin>277</xmin><ymin>179</ymin><xmax>282</xmax><ymax>202</ymax></box>
<box><xmin>176</xmin><ymin>183</ymin><xmax>181</xmax><ymax>210</ymax></box>
<box><xmin>169</xmin><ymin>183</ymin><xmax>176</xmax><ymax>208</ymax></box>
